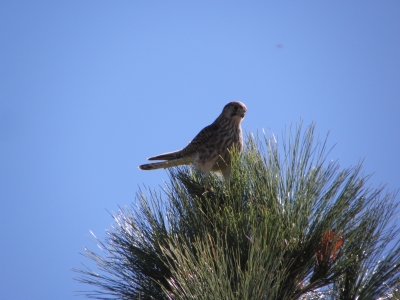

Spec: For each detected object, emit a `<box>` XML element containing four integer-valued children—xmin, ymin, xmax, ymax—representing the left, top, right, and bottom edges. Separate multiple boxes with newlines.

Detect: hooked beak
<box><xmin>232</xmin><ymin>111</ymin><xmax>245</xmax><ymax>118</ymax></box>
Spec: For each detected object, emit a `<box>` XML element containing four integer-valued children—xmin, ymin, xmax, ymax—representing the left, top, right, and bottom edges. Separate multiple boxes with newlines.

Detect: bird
<box><xmin>138</xmin><ymin>101</ymin><xmax>247</xmax><ymax>180</ymax></box>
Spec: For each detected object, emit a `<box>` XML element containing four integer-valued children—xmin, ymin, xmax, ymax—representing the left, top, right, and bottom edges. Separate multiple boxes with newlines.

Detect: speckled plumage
<box><xmin>138</xmin><ymin>101</ymin><xmax>247</xmax><ymax>179</ymax></box>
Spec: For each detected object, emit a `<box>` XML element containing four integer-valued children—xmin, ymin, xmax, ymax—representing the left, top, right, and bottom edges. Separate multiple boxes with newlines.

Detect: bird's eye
<box><xmin>234</xmin><ymin>106</ymin><xmax>238</xmax><ymax>111</ymax></box>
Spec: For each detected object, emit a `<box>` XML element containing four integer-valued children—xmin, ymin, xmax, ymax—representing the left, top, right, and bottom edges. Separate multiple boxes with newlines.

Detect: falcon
<box><xmin>139</xmin><ymin>101</ymin><xmax>247</xmax><ymax>179</ymax></box>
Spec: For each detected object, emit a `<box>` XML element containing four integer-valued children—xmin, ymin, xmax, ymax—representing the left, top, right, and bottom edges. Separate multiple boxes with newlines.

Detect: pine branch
<box><xmin>73</xmin><ymin>122</ymin><xmax>400</xmax><ymax>300</ymax></box>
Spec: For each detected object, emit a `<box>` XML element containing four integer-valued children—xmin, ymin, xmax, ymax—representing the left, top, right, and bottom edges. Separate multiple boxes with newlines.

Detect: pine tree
<box><xmin>73</xmin><ymin>123</ymin><xmax>400</xmax><ymax>299</ymax></box>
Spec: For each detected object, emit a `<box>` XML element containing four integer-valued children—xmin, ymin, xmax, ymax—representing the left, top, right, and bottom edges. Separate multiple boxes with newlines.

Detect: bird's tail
<box><xmin>138</xmin><ymin>157</ymin><xmax>190</xmax><ymax>170</ymax></box>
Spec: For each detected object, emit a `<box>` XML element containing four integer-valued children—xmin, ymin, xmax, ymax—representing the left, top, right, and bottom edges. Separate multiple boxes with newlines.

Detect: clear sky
<box><xmin>1</xmin><ymin>1</ymin><xmax>400</xmax><ymax>299</ymax></box>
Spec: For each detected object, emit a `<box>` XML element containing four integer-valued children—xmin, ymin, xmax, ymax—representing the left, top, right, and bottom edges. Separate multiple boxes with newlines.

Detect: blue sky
<box><xmin>1</xmin><ymin>1</ymin><xmax>400</xmax><ymax>299</ymax></box>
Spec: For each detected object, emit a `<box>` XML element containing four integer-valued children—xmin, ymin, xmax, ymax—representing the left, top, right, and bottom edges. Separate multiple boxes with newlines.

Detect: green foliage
<box><xmin>73</xmin><ymin>123</ymin><xmax>400</xmax><ymax>299</ymax></box>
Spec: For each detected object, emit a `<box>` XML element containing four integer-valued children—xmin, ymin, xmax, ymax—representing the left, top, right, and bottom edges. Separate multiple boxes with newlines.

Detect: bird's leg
<box><xmin>202</xmin><ymin>175</ymin><xmax>213</xmax><ymax>196</ymax></box>
<box><xmin>221</xmin><ymin>167</ymin><xmax>231</xmax><ymax>181</ymax></box>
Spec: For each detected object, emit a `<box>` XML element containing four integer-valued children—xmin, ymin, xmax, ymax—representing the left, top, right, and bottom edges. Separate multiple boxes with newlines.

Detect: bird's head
<box><xmin>222</xmin><ymin>101</ymin><xmax>247</xmax><ymax>120</ymax></box>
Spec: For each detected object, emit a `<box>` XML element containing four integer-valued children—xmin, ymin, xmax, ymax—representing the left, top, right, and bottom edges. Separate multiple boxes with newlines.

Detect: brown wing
<box><xmin>147</xmin><ymin>149</ymin><xmax>184</xmax><ymax>161</ymax></box>
<box><xmin>139</xmin><ymin>156</ymin><xmax>191</xmax><ymax>170</ymax></box>
<box><xmin>179</xmin><ymin>123</ymin><xmax>219</xmax><ymax>157</ymax></box>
